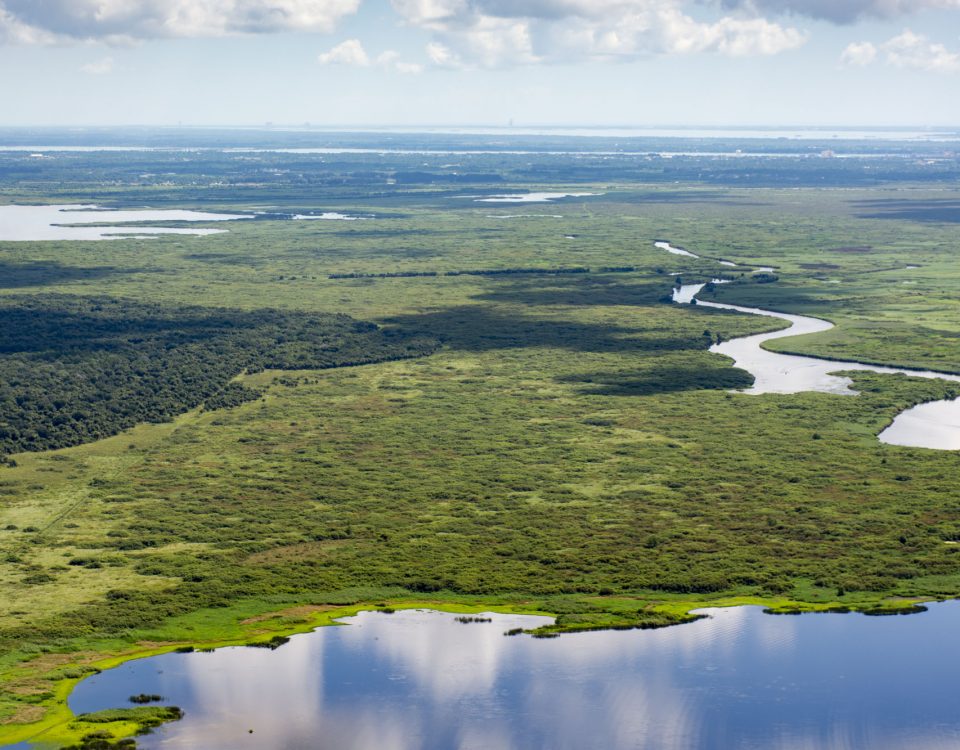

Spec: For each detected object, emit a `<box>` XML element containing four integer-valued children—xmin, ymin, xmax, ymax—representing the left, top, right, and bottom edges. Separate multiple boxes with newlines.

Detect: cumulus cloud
<box><xmin>426</xmin><ymin>40</ymin><xmax>460</xmax><ymax>66</ymax></box>
<box><xmin>392</xmin><ymin>0</ymin><xmax>806</xmax><ymax>68</ymax></box>
<box><xmin>840</xmin><ymin>29</ymin><xmax>960</xmax><ymax>72</ymax></box>
<box><xmin>882</xmin><ymin>28</ymin><xmax>960</xmax><ymax>72</ymax></box>
<box><xmin>318</xmin><ymin>37</ymin><xmax>370</xmax><ymax>65</ymax></box>
<box><xmin>80</xmin><ymin>56</ymin><xmax>114</xmax><ymax>74</ymax></box>
<box><xmin>839</xmin><ymin>40</ymin><xmax>876</xmax><ymax>66</ymax></box>
<box><xmin>318</xmin><ymin>39</ymin><xmax>423</xmax><ymax>72</ymax></box>
<box><xmin>717</xmin><ymin>0</ymin><xmax>960</xmax><ymax>24</ymax></box>
<box><xmin>0</xmin><ymin>0</ymin><xmax>361</xmax><ymax>43</ymax></box>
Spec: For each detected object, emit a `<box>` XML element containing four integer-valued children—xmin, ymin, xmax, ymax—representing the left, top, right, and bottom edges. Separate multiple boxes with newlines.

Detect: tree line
<box><xmin>328</xmin><ymin>266</ymin><xmax>646</xmax><ymax>279</ymax></box>
<box><xmin>0</xmin><ymin>295</ymin><xmax>437</xmax><ymax>461</ymax></box>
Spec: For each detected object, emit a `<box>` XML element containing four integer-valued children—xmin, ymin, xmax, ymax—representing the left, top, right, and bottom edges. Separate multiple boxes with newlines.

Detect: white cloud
<box><xmin>883</xmin><ymin>28</ymin><xmax>960</xmax><ymax>72</ymax></box>
<box><xmin>840</xmin><ymin>29</ymin><xmax>960</xmax><ymax>72</ymax></box>
<box><xmin>839</xmin><ymin>40</ymin><xmax>877</xmax><ymax>66</ymax></box>
<box><xmin>80</xmin><ymin>56</ymin><xmax>114</xmax><ymax>74</ymax></box>
<box><xmin>426</xmin><ymin>41</ymin><xmax>461</xmax><ymax>67</ymax></box>
<box><xmin>718</xmin><ymin>0</ymin><xmax>960</xmax><ymax>24</ymax></box>
<box><xmin>660</xmin><ymin>12</ymin><xmax>807</xmax><ymax>57</ymax></box>
<box><xmin>318</xmin><ymin>37</ymin><xmax>370</xmax><ymax>65</ymax></box>
<box><xmin>393</xmin><ymin>0</ymin><xmax>806</xmax><ymax>68</ymax></box>
<box><xmin>318</xmin><ymin>39</ymin><xmax>423</xmax><ymax>72</ymax></box>
<box><xmin>0</xmin><ymin>0</ymin><xmax>361</xmax><ymax>43</ymax></box>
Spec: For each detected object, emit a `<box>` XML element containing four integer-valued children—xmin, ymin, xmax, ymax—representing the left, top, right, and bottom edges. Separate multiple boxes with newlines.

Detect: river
<box><xmin>664</xmin><ymin>245</ymin><xmax>960</xmax><ymax>449</ymax></box>
<box><xmin>16</xmin><ymin>237</ymin><xmax>960</xmax><ymax>750</ymax></box>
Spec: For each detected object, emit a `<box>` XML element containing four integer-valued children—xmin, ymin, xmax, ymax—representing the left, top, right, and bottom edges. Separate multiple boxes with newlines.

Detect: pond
<box><xmin>0</xmin><ymin>205</ymin><xmax>249</xmax><ymax>241</ymax></box>
<box><xmin>65</xmin><ymin>603</ymin><xmax>960</xmax><ymax>750</ymax></box>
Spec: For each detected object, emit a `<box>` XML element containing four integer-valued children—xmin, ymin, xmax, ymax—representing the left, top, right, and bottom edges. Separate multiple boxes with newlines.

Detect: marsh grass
<box><xmin>2</xmin><ymin>164</ymin><xmax>960</xmax><ymax>743</ymax></box>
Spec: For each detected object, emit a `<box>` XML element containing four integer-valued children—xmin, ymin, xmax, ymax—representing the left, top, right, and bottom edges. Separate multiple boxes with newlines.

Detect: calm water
<box><xmin>292</xmin><ymin>212</ymin><xmax>368</xmax><ymax>221</ymax></box>
<box><xmin>473</xmin><ymin>192</ymin><xmax>599</xmax><ymax>203</ymax></box>
<box><xmin>485</xmin><ymin>214</ymin><xmax>564</xmax><ymax>219</ymax></box>
<box><xmin>64</xmin><ymin>604</ymin><xmax>960</xmax><ymax>750</ymax></box>
<box><xmin>0</xmin><ymin>204</ymin><xmax>249</xmax><ymax>241</ymax></box>
<box><xmin>880</xmin><ymin>400</ymin><xmax>960</xmax><ymax>450</ymax></box>
<box><xmin>671</xmin><ymin>279</ymin><xmax>730</xmax><ymax>304</ymax></box>
<box><xmin>655</xmin><ymin>240</ymin><xmax>699</xmax><ymax>258</ymax></box>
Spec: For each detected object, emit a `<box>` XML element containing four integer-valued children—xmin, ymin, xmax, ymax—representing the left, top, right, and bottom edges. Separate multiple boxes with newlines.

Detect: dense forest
<box><xmin>0</xmin><ymin>295</ymin><xmax>437</xmax><ymax>460</ymax></box>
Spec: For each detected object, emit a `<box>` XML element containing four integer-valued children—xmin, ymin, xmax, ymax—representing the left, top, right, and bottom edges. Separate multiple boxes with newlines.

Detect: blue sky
<box><xmin>0</xmin><ymin>0</ymin><xmax>958</xmax><ymax>127</ymax></box>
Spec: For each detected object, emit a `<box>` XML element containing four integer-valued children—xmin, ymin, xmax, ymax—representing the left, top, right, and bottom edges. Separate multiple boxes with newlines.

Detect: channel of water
<box><xmin>663</xmin><ymin>242</ymin><xmax>960</xmax><ymax>449</ymax></box>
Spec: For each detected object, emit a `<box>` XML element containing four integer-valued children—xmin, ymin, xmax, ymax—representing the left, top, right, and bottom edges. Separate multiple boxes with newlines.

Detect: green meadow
<box><xmin>3</xmin><ymin>163</ymin><xmax>960</xmax><ymax>745</ymax></box>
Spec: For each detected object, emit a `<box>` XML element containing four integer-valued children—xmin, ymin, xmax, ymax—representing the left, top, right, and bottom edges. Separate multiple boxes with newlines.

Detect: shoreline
<box><xmin>667</xmin><ymin>247</ymin><xmax>960</xmax><ymax>447</ymax></box>
<box><xmin>0</xmin><ymin>592</ymin><xmax>942</xmax><ymax>748</ymax></box>
<box><xmin>5</xmin><ymin>239</ymin><xmax>960</xmax><ymax>746</ymax></box>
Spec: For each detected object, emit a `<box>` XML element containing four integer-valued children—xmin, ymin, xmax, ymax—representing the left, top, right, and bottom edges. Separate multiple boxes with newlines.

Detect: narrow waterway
<box><xmin>664</xmin><ymin>246</ymin><xmax>960</xmax><ymax>448</ymax></box>
<box><xmin>25</xmin><ymin>238</ymin><xmax>960</xmax><ymax>750</ymax></box>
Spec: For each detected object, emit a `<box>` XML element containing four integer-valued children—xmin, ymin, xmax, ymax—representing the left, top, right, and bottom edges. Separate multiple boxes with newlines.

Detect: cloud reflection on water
<box><xmin>69</xmin><ymin>603</ymin><xmax>960</xmax><ymax>750</ymax></box>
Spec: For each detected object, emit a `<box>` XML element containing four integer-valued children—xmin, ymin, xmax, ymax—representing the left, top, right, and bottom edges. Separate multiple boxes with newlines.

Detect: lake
<box><xmin>473</xmin><ymin>192</ymin><xmax>599</xmax><ymax>204</ymax></box>
<box><xmin>0</xmin><ymin>205</ymin><xmax>249</xmax><ymax>241</ymax></box>
<box><xmin>65</xmin><ymin>603</ymin><xmax>960</xmax><ymax>750</ymax></box>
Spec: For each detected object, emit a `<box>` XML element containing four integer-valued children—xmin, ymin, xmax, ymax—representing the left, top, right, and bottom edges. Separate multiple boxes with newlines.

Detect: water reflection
<box><xmin>66</xmin><ymin>603</ymin><xmax>960</xmax><ymax>750</ymax></box>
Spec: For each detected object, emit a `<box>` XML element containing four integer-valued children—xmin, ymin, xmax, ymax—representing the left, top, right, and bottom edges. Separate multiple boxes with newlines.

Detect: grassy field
<box><xmin>2</xmin><ymin>168</ymin><xmax>960</xmax><ymax>746</ymax></box>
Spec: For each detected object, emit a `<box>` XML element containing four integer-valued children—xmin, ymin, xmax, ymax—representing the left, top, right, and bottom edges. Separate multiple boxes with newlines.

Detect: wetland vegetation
<box><xmin>2</xmin><ymin>130</ymin><xmax>960</xmax><ymax>747</ymax></box>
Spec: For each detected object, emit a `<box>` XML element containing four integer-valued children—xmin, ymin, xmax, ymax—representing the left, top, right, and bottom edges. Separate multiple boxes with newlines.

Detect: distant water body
<box><xmin>3</xmin><ymin>126</ymin><xmax>958</xmax><ymax>158</ymax></box>
<box><xmin>4</xmin><ymin>125</ymin><xmax>957</xmax><ymax>142</ymax></box>
<box><xmin>0</xmin><ymin>205</ymin><xmax>247</xmax><ymax>241</ymax></box>
<box><xmin>473</xmin><ymin>192</ymin><xmax>599</xmax><ymax>203</ymax></box>
<box><xmin>2</xmin><ymin>146</ymin><xmax>947</xmax><ymax>158</ymax></box>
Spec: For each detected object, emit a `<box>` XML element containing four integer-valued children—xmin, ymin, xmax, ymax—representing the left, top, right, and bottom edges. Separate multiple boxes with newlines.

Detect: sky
<box><xmin>0</xmin><ymin>0</ymin><xmax>958</xmax><ymax>127</ymax></box>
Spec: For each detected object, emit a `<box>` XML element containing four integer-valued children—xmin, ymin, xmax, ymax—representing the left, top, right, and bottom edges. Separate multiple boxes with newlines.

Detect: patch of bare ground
<box><xmin>2</xmin><ymin>705</ymin><xmax>44</xmax><ymax>725</ymax></box>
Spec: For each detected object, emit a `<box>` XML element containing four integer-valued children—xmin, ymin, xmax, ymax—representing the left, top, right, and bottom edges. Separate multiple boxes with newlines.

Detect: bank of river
<box><xmin>7</xmin><ymin>236</ymin><xmax>960</xmax><ymax>749</ymax></box>
<box><xmin>664</xmin><ymin>244</ymin><xmax>960</xmax><ymax>449</ymax></box>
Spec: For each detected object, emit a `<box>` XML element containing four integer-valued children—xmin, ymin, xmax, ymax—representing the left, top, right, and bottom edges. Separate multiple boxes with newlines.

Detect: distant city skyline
<box><xmin>1</xmin><ymin>0</ymin><xmax>959</xmax><ymax>127</ymax></box>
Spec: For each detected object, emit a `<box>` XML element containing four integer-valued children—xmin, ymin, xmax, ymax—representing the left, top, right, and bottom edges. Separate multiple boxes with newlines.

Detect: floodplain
<box><xmin>2</xmin><ymin>131</ymin><xmax>960</xmax><ymax>747</ymax></box>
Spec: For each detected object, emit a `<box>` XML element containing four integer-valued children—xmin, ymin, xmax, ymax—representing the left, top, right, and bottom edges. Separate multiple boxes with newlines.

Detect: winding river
<box><xmin>662</xmin><ymin>243</ymin><xmax>960</xmax><ymax>449</ymax></box>
<box><xmin>20</xmin><ymin>237</ymin><xmax>960</xmax><ymax>750</ymax></box>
